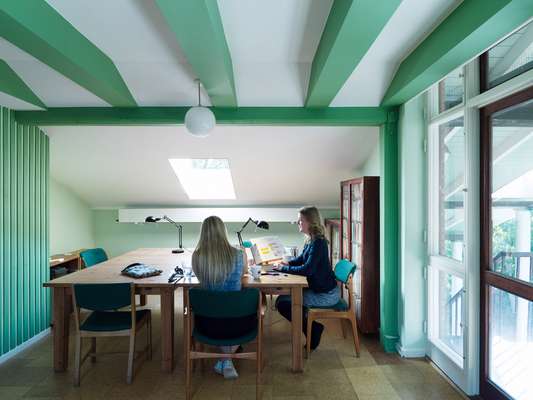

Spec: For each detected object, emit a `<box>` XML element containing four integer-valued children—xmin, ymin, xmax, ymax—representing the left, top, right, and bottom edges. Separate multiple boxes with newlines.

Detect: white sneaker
<box><xmin>222</xmin><ymin>359</ymin><xmax>238</xmax><ymax>379</ymax></box>
<box><xmin>214</xmin><ymin>359</ymin><xmax>224</xmax><ymax>376</ymax></box>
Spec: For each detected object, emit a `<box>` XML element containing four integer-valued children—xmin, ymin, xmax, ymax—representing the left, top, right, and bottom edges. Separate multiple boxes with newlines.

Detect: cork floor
<box><xmin>0</xmin><ymin>291</ymin><xmax>466</xmax><ymax>400</ymax></box>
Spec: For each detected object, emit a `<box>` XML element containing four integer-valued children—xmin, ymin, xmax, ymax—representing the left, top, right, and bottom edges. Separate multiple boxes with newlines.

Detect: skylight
<box><xmin>168</xmin><ymin>159</ymin><xmax>236</xmax><ymax>200</ymax></box>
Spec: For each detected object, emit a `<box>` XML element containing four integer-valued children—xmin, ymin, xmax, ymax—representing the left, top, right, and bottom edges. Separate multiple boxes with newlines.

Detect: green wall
<box><xmin>0</xmin><ymin>106</ymin><xmax>49</xmax><ymax>357</ymax></box>
<box><xmin>397</xmin><ymin>94</ymin><xmax>427</xmax><ymax>356</ymax></box>
<box><xmin>93</xmin><ymin>209</ymin><xmax>340</xmax><ymax>258</ymax></box>
<box><xmin>50</xmin><ymin>178</ymin><xmax>94</xmax><ymax>255</ymax></box>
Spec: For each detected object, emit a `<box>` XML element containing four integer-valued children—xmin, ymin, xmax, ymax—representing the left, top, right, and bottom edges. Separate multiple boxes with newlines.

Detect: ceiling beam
<box><xmin>0</xmin><ymin>60</ymin><xmax>45</xmax><ymax>108</ymax></box>
<box><xmin>305</xmin><ymin>0</ymin><xmax>401</xmax><ymax>107</ymax></box>
<box><xmin>14</xmin><ymin>107</ymin><xmax>394</xmax><ymax>126</ymax></box>
<box><xmin>155</xmin><ymin>0</ymin><xmax>237</xmax><ymax>107</ymax></box>
<box><xmin>0</xmin><ymin>0</ymin><xmax>136</xmax><ymax>107</ymax></box>
<box><xmin>381</xmin><ymin>0</ymin><xmax>533</xmax><ymax>106</ymax></box>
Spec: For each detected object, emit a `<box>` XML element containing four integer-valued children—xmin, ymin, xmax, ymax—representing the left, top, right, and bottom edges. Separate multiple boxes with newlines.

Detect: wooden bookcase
<box><xmin>340</xmin><ymin>176</ymin><xmax>380</xmax><ymax>334</ymax></box>
<box><xmin>324</xmin><ymin>219</ymin><xmax>341</xmax><ymax>269</ymax></box>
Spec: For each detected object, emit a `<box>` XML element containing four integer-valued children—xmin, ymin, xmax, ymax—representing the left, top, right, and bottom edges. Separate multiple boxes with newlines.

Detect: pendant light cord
<box><xmin>197</xmin><ymin>79</ymin><xmax>201</xmax><ymax>106</ymax></box>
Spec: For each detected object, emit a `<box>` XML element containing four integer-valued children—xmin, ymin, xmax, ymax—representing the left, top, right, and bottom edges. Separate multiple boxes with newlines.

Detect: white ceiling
<box><xmin>0</xmin><ymin>0</ymin><xmax>461</xmax><ymax>108</ymax></box>
<box><xmin>46</xmin><ymin>125</ymin><xmax>378</xmax><ymax>208</ymax></box>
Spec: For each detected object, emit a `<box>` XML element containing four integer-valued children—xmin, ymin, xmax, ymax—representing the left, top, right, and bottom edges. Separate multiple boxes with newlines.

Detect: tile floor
<box><xmin>0</xmin><ymin>292</ymin><xmax>466</xmax><ymax>399</ymax></box>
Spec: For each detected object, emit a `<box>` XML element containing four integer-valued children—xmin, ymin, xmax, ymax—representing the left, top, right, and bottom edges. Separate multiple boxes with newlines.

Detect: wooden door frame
<box><xmin>479</xmin><ymin>86</ymin><xmax>533</xmax><ymax>399</ymax></box>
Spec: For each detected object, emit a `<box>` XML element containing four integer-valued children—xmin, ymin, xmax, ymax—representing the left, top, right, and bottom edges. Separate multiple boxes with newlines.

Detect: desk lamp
<box><xmin>145</xmin><ymin>215</ymin><xmax>184</xmax><ymax>254</ymax></box>
<box><xmin>237</xmin><ymin>217</ymin><xmax>269</xmax><ymax>246</ymax></box>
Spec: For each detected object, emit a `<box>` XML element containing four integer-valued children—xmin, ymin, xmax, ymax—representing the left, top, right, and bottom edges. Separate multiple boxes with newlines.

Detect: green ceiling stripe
<box><xmin>14</xmin><ymin>107</ymin><xmax>392</xmax><ymax>126</ymax></box>
<box><xmin>0</xmin><ymin>1</ymin><xmax>136</xmax><ymax>107</ymax></box>
<box><xmin>155</xmin><ymin>0</ymin><xmax>237</xmax><ymax>107</ymax></box>
<box><xmin>305</xmin><ymin>0</ymin><xmax>401</xmax><ymax>107</ymax></box>
<box><xmin>381</xmin><ymin>0</ymin><xmax>533</xmax><ymax>106</ymax></box>
<box><xmin>0</xmin><ymin>60</ymin><xmax>45</xmax><ymax>108</ymax></box>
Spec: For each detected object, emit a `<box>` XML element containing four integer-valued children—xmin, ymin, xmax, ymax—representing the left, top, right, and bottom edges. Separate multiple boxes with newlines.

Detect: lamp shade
<box><xmin>184</xmin><ymin>106</ymin><xmax>216</xmax><ymax>137</ymax></box>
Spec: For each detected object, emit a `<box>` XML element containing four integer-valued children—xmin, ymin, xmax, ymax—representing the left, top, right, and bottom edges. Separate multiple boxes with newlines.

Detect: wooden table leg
<box><xmin>53</xmin><ymin>287</ymin><xmax>70</xmax><ymax>372</ymax></box>
<box><xmin>160</xmin><ymin>287</ymin><xmax>175</xmax><ymax>372</ymax></box>
<box><xmin>291</xmin><ymin>286</ymin><xmax>303</xmax><ymax>372</ymax></box>
<box><xmin>183</xmin><ymin>288</ymin><xmax>191</xmax><ymax>400</ymax></box>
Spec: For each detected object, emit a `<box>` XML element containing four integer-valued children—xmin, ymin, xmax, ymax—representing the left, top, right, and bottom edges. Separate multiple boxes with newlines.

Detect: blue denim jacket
<box><xmin>205</xmin><ymin>249</ymin><xmax>244</xmax><ymax>291</ymax></box>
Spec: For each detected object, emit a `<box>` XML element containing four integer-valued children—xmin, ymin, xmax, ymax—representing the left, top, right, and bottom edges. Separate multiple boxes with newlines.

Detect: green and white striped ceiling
<box><xmin>1</xmin><ymin>0</ymin><xmax>531</xmax><ymax>113</ymax></box>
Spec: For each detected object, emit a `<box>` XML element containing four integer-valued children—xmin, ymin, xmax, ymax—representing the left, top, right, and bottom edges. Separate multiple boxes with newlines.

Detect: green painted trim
<box><xmin>14</xmin><ymin>106</ymin><xmax>391</xmax><ymax>126</ymax></box>
<box><xmin>0</xmin><ymin>106</ymin><xmax>49</xmax><ymax>356</ymax></box>
<box><xmin>0</xmin><ymin>60</ymin><xmax>45</xmax><ymax>108</ymax></box>
<box><xmin>379</xmin><ymin>111</ymin><xmax>399</xmax><ymax>353</ymax></box>
<box><xmin>306</xmin><ymin>0</ymin><xmax>401</xmax><ymax>107</ymax></box>
<box><xmin>155</xmin><ymin>0</ymin><xmax>237</xmax><ymax>107</ymax></box>
<box><xmin>0</xmin><ymin>1</ymin><xmax>136</xmax><ymax>107</ymax></box>
<box><xmin>382</xmin><ymin>0</ymin><xmax>533</xmax><ymax>106</ymax></box>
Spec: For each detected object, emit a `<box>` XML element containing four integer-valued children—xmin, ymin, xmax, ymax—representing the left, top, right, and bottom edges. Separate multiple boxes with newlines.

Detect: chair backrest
<box><xmin>80</xmin><ymin>248</ymin><xmax>108</xmax><ymax>267</ymax></box>
<box><xmin>73</xmin><ymin>283</ymin><xmax>132</xmax><ymax>311</ymax></box>
<box><xmin>334</xmin><ymin>259</ymin><xmax>356</xmax><ymax>284</ymax></box>
<box><xmin>189</xmin><ymin>288</ymin><xmax>259</xmax><ymax>318</ymax></box>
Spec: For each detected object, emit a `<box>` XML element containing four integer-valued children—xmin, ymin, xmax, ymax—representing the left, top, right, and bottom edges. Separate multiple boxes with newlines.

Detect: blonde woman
<box><xmin>192</xmin><ymin>216</ymin><xmax>248</xmax><ymax>379</ymax></box>
<box><xmin>274</xmin><ymin>206</ymin><xmax>339</xmax><ymax>350</ymax></box>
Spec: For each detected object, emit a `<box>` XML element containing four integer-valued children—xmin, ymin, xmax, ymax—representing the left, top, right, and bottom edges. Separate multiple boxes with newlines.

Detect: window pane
<box><xmin>438</xmin><ymin>271</ymin><xmax>464</xmax><ymax>357</ymax></box>
<box><xmin>439</xmin><ymin>116</ymin><xmax>465</xmax><ymax>262</ymax></box>
<box><xmin>438</xmin><ymin>67</ymin><xmax>464</xmax><ymax>112</ymax></box>
<box><xmin>489</xmin><ymin>287</ymin><xmax>533</xmax><ymax>400</ymax></box>
<box><xmin>486</xmin><ymin>21</ymin><xmax>533</xmax><ymax>90</ymax></box>
<box><xmin>491</xmin><ymin>99</ymin><xmax>533</xmax><ymax>283</ymax></box>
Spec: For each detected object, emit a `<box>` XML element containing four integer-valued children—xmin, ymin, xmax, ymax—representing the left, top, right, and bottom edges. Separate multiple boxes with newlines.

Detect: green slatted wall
<box><xmin>0</xmin><ymin>105</ymin><xmax>49</xmax><ymax>357</ymax></box>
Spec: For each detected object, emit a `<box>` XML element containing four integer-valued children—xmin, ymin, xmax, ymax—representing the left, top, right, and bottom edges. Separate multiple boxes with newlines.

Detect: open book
<box><xmin>249</xmin><ymin>236</ymin><xmax>286</xmax><ymax>265</ymax></box>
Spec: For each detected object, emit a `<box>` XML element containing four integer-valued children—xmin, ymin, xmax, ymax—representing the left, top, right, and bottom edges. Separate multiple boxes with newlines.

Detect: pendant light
<box><xmin>184</xmin><ymin>79</ymin><xmax>216</xmax><ymax>137</ymax></box>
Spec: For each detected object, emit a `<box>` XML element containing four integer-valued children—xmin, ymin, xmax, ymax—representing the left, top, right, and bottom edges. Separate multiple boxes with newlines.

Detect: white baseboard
<box><xmin>396</xmin><ymin>342</ymin><xmax>426</xmax><ymax>358</ymax></box>
<box><xmin>0</xmin><ymin>328</ymin><xmax>51</xmax><ymax>365</ymax></box>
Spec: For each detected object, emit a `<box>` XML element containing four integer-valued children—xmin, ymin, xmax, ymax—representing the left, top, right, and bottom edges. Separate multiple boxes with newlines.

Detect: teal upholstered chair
<box><xmin>186</xmin><ymin>288</ymin><xmax>263</xmax><ymax>400</ymax></box>
<box><xmin>71</xmin><ymin>283</ymin><xmax>152</xmax><ymax>385</ymax></box>
<box><xmin>79</xmin><ymin>248</ymin><xmax>108</xmax><ymax>268</ymax></box>
<box><xmin>306</xmin><ymin>259</ymin><xmax>360</xmax><ymax>358</ymax></box>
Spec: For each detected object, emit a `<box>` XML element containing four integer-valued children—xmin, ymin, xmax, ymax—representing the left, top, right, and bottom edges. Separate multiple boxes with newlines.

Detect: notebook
<box><xmin>249</xmin><ymin>236</ymin><xmax>286</xmax><ymax>265</ymax></box>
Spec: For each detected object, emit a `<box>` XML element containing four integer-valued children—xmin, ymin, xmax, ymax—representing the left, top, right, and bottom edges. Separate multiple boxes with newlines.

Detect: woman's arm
<box><xmin>281</xmin><ymin>241</ymin><xmax>323</xmax><ymax>276</ymax></box>
<box><xmin>242</xmin><ymin>250</ymin><xmax>249</xmax><ymax>275</ymax></box>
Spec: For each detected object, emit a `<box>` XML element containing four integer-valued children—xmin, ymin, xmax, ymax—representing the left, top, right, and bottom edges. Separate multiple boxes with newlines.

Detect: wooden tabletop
<box><xmin>50</xmin><ymin>253</ymin><xmax>80</xmax><ymax>267</ymax></box>
<box><xmin>44</xmin><ymin>248</ymin><xmax>307</xmax><ymax>289</ymax></box>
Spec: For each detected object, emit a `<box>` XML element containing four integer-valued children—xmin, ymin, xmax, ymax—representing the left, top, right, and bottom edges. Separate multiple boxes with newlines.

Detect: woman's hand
<box><xmin>272</xmin><ymin>261</ymin><xmax>288</xmax><ymax>271</ymax></box>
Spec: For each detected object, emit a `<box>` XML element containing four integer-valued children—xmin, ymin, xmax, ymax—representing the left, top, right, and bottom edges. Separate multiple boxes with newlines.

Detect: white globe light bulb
<box><xmin>184</xmin><ymin>106</ymin><xmax>216</xmax><ymax>138</ymax></box>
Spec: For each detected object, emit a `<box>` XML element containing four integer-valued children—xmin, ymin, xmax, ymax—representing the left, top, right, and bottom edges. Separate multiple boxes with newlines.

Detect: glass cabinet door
<box><xmin>341</xmin><ymin>184</ymin><xmax>350</xmax><ymax>259</ymax></box>
<box><xmin>331</xmin><ymin>225</ymin><xmax>340</xmax><ymax>267</ymax></box>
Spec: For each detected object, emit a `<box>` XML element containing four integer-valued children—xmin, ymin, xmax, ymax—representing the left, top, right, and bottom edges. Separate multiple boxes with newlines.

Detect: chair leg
<box><xmin>127</xmin><ymin>333</ymin><xmax>136</xmax><ymax>384</ymax></box>
<box><xmin>256</xmin><ymin>348</ymin><xmax>261</xmax><ymax>400</ymax></box>
<box><xmin>147</xmin><ymin>313</ymin><xmax>152</xmax><ymax>361</ymax></box>
<box><xmin>74</xmin><ymin>335</ymin><xmax>81</xmax><ymax>386</ymax></box>
<box><xmin>186</xmin><ymin>337</ymin><xmax>192</xmax><ymax>400</ymax></box>
<box><xmin>139</xmin><ymin>294</ymin><xmax>147</xmax><ymax>306</ymax></box>
<box><xmin>90</xmin><ymin>338</ymin><xmax>97</xmax><ymax>363</ymax></box>
<box><xmin>306</xmin><ymin>314</ymin><xmax>312</xmax><ymax>358</ymax></box>
<box><xmin>349</xmin><ymin>316</ymin><xmax>360</xmax><ymax>357</ymax></box>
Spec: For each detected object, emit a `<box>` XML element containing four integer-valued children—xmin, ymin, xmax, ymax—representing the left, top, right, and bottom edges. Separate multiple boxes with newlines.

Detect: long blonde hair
<box><xmin>299</xmin><ymin>206</ymin><xmax>326</xmax><ymax>242</ymax></box>
<box><xmin>192</xmin><ymin>216</ymin><xmax>238</xmax><ymax>287</ymax></box>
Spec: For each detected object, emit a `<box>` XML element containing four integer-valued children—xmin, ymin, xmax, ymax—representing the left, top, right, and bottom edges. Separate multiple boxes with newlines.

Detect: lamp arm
<box><xmin>163</xmin><ymin>215</ymin><xmax>183</xmax><ymax>250</ymax></box>
<box><xmin>237</xmin><ymin>217</ymin><xmax>256</xmax><ymax>247</ymax></box>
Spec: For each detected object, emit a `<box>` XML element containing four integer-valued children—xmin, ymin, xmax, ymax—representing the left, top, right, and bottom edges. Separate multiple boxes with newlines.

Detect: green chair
<box><xmin>186</xmin><ymin>288</ymin><xmax>263</xmax><ymax>400</ymax></box>
<box><xmin>306</xmin><ymin>259</ymin><xmax>360</xmax><ymax>358</ymax></box>
<box><xmin>79</xmin><ymin>248</ymin><xmax>108</xmax><ymax>268</ymax></box>
<box><xmin>72</xmin><ymin>283</ymin><xmax>152</xmax><ymax>385</ymax></box>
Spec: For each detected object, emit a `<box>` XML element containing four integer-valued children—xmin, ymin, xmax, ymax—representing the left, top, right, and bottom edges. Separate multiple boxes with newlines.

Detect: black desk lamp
<box><xmin>237</xmin><ymin>217</ymin><xmax>269</xmax><ymax>246</ymax></box>
<box><xmin>145</xmin><ymin>215</ymin><xmax>184</xmax><ymax>254</ymax></box>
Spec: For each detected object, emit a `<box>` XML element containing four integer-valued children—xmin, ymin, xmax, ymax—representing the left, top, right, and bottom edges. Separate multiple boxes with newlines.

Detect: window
<box><xmin>439</xmin><ymin>67</ymin><xmax>464</xmax><ymax>112</ymax></box>
<box><xmin>482</xmin><ymin>21</ymin><xmax>533</xmax><ymax>90</ymax></box>
<box><xmin>168</xmin><ymin>158</ymin><xmax>236</xmax><ymax>200</ymax></box>
<box><xmin>438</xmin><ymin>116</ymin><xmax>465</xmax><ymax>262</ymax></box>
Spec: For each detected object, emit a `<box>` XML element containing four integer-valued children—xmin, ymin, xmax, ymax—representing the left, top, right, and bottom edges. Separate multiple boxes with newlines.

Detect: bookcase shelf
<box><xmin>340</xmin><ymin>176</ymin><xmax>380</xmax><ymax>334</ymax></box>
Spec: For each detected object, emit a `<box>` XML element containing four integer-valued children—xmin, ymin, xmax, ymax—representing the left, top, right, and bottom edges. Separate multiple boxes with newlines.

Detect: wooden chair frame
<box><xmin>306</xmin><ymin>275</ymin><xmax>360</xmax><ymax>358</ymax></box>
<box><xmin>71</xmin><ymin>283</ymin><xmax>152</xmax><ymax>385</ymax></box>
<box><xmin>185</xmin><ymin>290</ymin><xmax>264</xmax><ymax>400</ymax></box>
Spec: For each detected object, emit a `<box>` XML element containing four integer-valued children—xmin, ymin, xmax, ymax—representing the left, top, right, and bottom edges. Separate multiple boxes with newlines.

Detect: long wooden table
<box><xmin>43</xmin><ymin>248</ymin><xmax>307</xmax><ymax>373</ymax></box>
